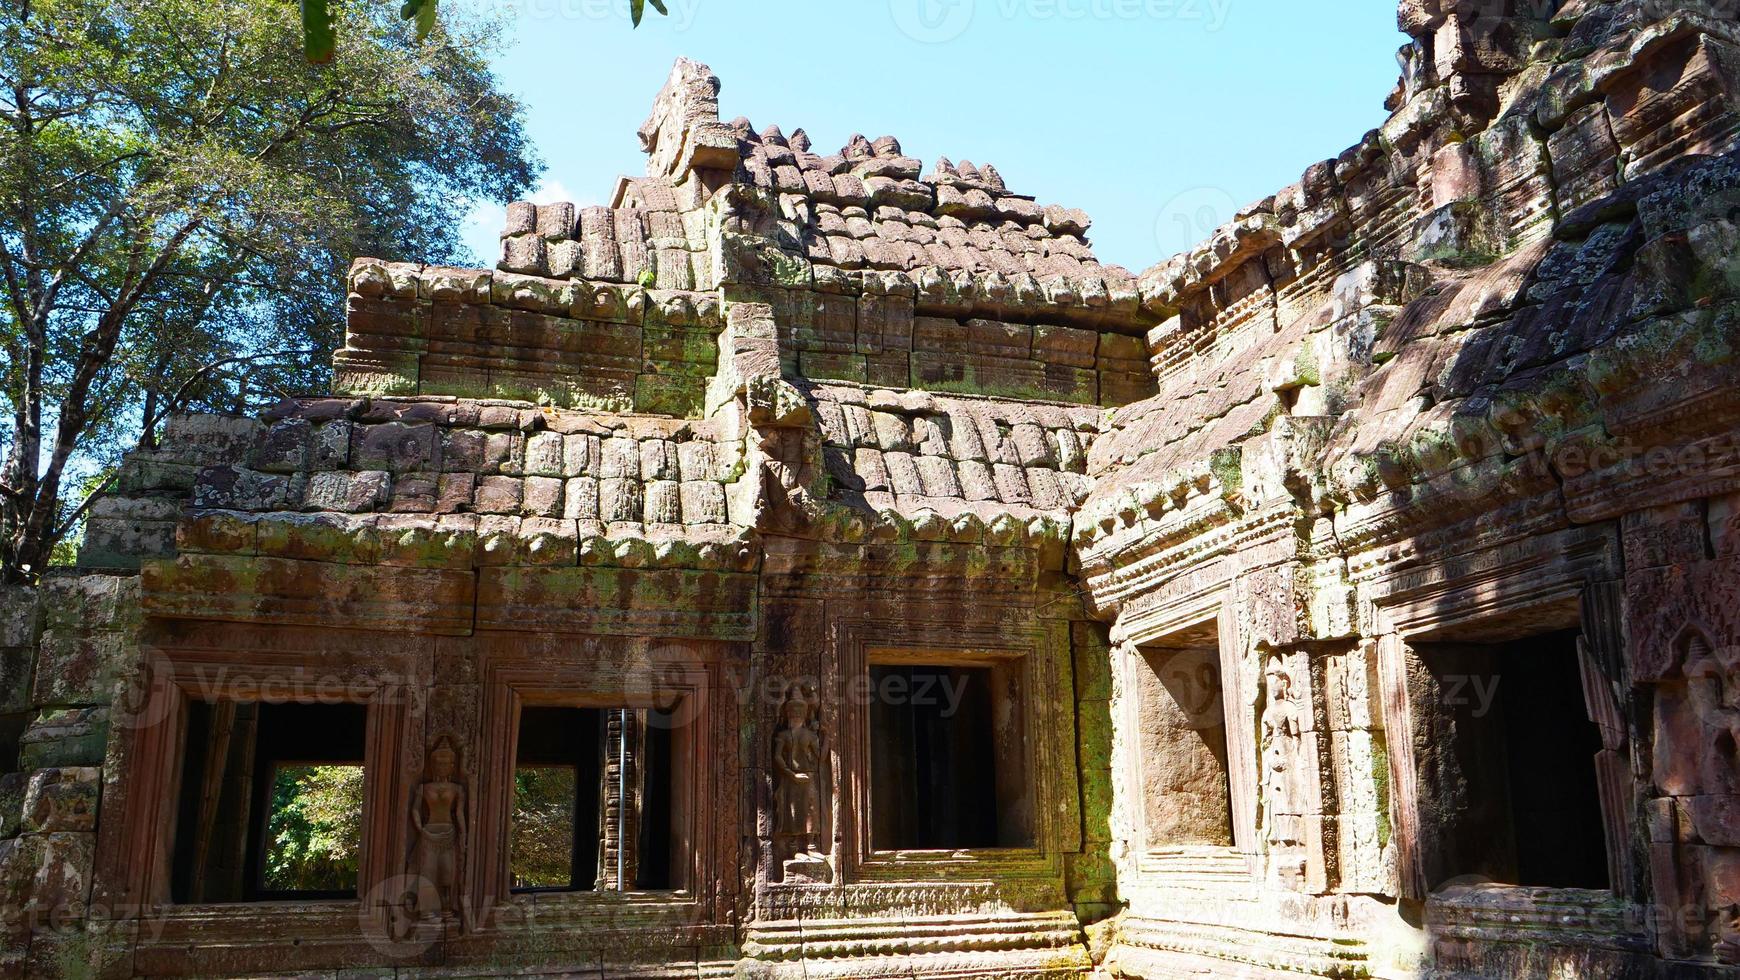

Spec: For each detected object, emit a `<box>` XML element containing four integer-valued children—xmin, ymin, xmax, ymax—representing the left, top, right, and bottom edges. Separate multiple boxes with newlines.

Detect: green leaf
<box><xmin>301</xmin><ymin>0</ymin><xmax>335</xmax><ymax>64</ymax></box>
<box><xmin>649</xmin><ymin>0</ymin><xmax>669</xmax><ymax>13</ymax></box>
<box><xmin>631</xmin><ymin>0</ymin><xmax>645</xmax><ymax>27</ymax></box>
<box><xmin>399</xmin><ymin>0</ymin><xmax>437</xmax><ymax>38</ymax></box>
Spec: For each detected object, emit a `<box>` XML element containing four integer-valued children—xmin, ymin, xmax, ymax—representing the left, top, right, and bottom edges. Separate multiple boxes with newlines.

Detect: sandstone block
<box><xmin>564</xmin><ymin>477</ymin><xmax>601</xmax><ymax>520</ymax></box>
<box><xmin>643</xmin><ymin>480</ymin><xmax>681</xmax><ymax>524</ymax></box>
<box><xmin>680</xmin><ymin>481</ymin><xmax>727</xmax><ymax>524</ymax></box>
<box><xmin>20</xmin><ymin>768</ymin><xmax>99</xmax><ymax>834</ymax></box>
<box><xmin>351</xmin><ymin>422</ymin><xmax>439</xmax><ymax>474</ymax></box>
<box><xmin>524</xmin><ymin>431</ymin><xmax>567</xmax><ymax>477</ymax></box>
<box><xmin>474</xmin><ymin>475</ymin><xmax>524</xmax><ymax>514</ymax></box>
<box><xmin>302</xmin><ymin>470</ymin><xmax>389</xmax><ymax>513</ymax></box>
<box><xmin>522</xmin><ymin>476</ymin><xmax>564</xmax><ymax>518</ymax></box>
<box><xmin>17</xmin><ymin>708</ymin><xmax>108</xmax><ymax>770</ymax></box>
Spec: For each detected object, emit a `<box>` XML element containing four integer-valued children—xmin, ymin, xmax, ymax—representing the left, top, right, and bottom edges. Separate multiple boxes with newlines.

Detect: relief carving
<box><xmin>773</xmin><ymin>687</ymin><xmax>831</xmax><ymax>882</ymax></box>
<box><xmin>1261</xmin><ymin>654</ymin><xmax>1307</xmax><ymax>885</ymax></box>
<box><xmin>409</xmin><ymin>736</ymin><xmax>466</xmax><ymax>921</ymax></box>
<box><xmin>1650</xmin><ymin>621</ymin><xmax>1740</xmax><ymax>962</ymax></box>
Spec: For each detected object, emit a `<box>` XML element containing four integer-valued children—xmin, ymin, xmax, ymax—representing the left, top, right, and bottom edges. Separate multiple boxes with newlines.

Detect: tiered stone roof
<box><xmin>811</xmin><ymin>383</ymin><xmax>1101</xmax><ymax>522</ymax></box>
<box><xmin>168</xmin><ymin>394</ymin><xmax>756</xmax><ymax>574</ymax></box>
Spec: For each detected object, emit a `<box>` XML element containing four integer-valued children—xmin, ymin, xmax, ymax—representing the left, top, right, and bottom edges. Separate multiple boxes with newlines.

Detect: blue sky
<box><xmin>459</xmin><ymin>0</ymin><xmax>1407</xmax><ymax>274</ymax></box>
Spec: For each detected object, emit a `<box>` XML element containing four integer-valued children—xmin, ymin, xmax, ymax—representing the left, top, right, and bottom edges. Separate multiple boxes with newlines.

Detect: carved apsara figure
<box><xmin>409</xmin><ymin>736</ymin><xmax>465</xmax><ymax>920</ymax></box>
<box><xmin>772</xmin><ymin>693</ymin><xmax>825</xmax><ymax>862</ymax></box>
<box><xmin>1260</xmin><ymin>655</ymin><xmax>1305</xmax><ymax>849</ymax></box>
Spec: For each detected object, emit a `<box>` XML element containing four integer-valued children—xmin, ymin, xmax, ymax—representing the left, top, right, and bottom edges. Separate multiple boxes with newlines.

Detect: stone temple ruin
<box><xmin>6</xmin><ymin>0</ymin><xmax>1740</xmax><ymax>976</ymax></box>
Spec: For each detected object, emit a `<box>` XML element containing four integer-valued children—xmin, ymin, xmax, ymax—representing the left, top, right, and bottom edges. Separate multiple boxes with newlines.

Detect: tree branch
<box><xmin>52</xmin><ymin>346</ymin><xmax>323</xmax><ymax>537</ymax></box>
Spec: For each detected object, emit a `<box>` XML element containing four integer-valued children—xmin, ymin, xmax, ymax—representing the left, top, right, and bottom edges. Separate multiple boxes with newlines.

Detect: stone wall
<box><xmin>1073</xmin><ymin>1</ymin><xmax>1740</xmax><ymax>977</ymax></box>
<box><xmin>334</xmin><ymin>261</ymin><xmax>724</xmax><ymax>417</ymax></box>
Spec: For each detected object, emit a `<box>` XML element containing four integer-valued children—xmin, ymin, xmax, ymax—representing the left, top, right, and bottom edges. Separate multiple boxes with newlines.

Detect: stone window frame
<box><xmin>860</xmin><ymin>647</ymin><xmax>1032</xmax><ymax>853</ymax></box>
<box><xmin>96</xmin><ymin>624</ymin><xmax>416</xmax><ymax>923</ymax></box>
<box><xmin>1371</xmin><ymin>527</ymin><xmax>1642</xmax><ymax>915</ymax></box>
<box><xmin>1117</xmin><ymin>597</ymin><xmax>1261</xmax><ymax>881</ymax></box>
<box><xmin>470</xmin><ymin>640</ymin><xmax>728</xmax><ymax>921</ymax></box>
<box><xmin>836</xmin><ymin>617</ymin><xmax>1074</xmax><ymax>885</ymax></box>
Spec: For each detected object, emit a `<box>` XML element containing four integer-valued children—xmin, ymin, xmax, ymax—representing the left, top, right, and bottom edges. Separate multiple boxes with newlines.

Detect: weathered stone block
<box><xmin>601</xmin><ymin>437</ymin><xmax>640</xmax><ymax>479</ymax></box>
<box><xmin>564</xmin><ymin>477</ymin><xmax>600</xmax><ymax>520</ymax></box>
<box><xmin>643</xmin><ymin>480</ymin><xmax>681</xmax><ymax>524</ymax></box>
<box><xmin>161</xmin><ymin>414</ymin><xmax>264</xmax><ymax>463</ymax></box>
<box><xmin>474</xmin><ymin>475</ymin><xmax>524</xmax><ymax>514</ymax></box>
<box><xmin>436</xmin><ymin>472</ymin><xmax>476</xmax><ymax>514</ymax></box>
<box><xmin>247</xmin><ymin>418</ymin><xmax>312</xmax><ymax>472</ymax></box>
<box><xmin>255</xmin><ymin>512</ymin><xmax>380</xmax><ymax>565</ymax></box>
<box><xmin>522</xmin><ymin>476</ymin><xmax>564</xmax><ymax>518</ymax></box>
<box><xmin>350</xmin><ymin>422</ymin><xmax>439</xmax><ymax>474</ymax></box>
<box><xmin>1624</xmin><ymin>501</ymin><xmax>1708</xmax><ymax>571</ymax></box>
<box><xmin>302</xmin><ymin>470</ymin><xmax>389</xmax><ymax>513</ymax></box>
<box><xmin>1548</xmin><ymin>102</ymin><xmax>1622</xmax><ymax>217</ymax></box>
<box><xmin>1606</xmin><ymin>33</ymin><xmax>1740</xmax><ymax>181</ymax></box>
<box><xmin>680</xmin><ymin>481</ymin><xmax>727</xmax><ymax>524</ymax></box>
<box><xmin>600</xmin><ymin>478</ymin><xmax>643</xmax><ymax>522</ymax></box>
<box><xmin>562</xmin><ymin>433</ymin><xmax>601</xmax><ymax>478</ymax></box>
<box><xmin>19</xmin><ymin>769</ymin><xmax>99</xmax><ymax>834</ymax></box>
<box><xmin>524</xmin><ymin>431</ymin><xmax>567</xmax><ymax>477</ymax></box>
<box><xmin>142</xmin><ymin>555</ymin><xmax>475</xmax><ymax>633</ymax></box>
<box><xmin>24</xmin><ymin>831</ymin><xmax>95</xmax><ymax>920</ymax></box>
<box><xmin>17</xmin><ymin>709</ymin><xmax>108</xmax><ymax>770</ymax></box>
<box><xmin>192</xmin><ymin>466</ymin><xmax>302</xmax><ymax>511</ymax></box>
<box><xmin>640</xmin><ymin>440</ymin><xmax>682</xmax><ymax>482</ymax></box>
<box><xmin>634</xmin><ymin>374</ymin><xmax>706</xmax><ymax>418</ymax></box>
<box><xmin>1408</xmin><ymin>201</ymin><xmax>1505</xmax><ymax>267</ymax></box>
<box><xmin>31</xmin><ymin>628</ymin><xmax>132</xmax><ymax>709</ymax></box>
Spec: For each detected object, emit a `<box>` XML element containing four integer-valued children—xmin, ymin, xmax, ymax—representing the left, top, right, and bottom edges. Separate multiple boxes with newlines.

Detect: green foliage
<box><xmin>302</xmin><ymin>0</ymin><xmax>338</xmax><ymax>63</ymax></box>
<box><xmin>632</xmin><ymin>0</ymin><xmax>670</xmax><ymax>28</ymax></box>
<box><xmin>306</xmin><ymin>0</ymin><xmax>668</xmax><ymax>63</ymax></box>
<box><xmin>511</xmin><ymin>765</ymin><xmax>578</xmax><ymax>889</ymax></box>
<box><xmin>263</xmin><ymin>764</ymin><xmax>365</xmax><ymax>892</ymax></box>
<box><xmin>0</xmin><ymin>0</ymin><xmax>540</xmax><ymax>582</ymax></box>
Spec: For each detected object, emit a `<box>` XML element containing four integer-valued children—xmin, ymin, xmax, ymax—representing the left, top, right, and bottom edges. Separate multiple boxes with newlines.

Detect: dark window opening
<box><xmin>1412</xmin><ymin>629</ymin><xmax>1609</xmax><ymax>891</ymax></box>
<box><xmin>0</xmin><ymin>711</ymin><xmax>28</xmax><ymax>774</ymax></box>
<box><xmin>511</xmin><ymin>705</ymin><xmax>682</xmax><ymax>894</ymax></box>
<box><xmin>171</xmin><ymin>700</ymin><xmax>368</xmax><ymax>903</ymax></box>
<box><xmin>868</xmin><ymin>662</ymin><xmax>1032</xmax><ymax>851</ymax></box>
<box><xmin>636</xmin><ymin>713</ymin><xmax>675</xmax><ymax>890</ymax></box>
<box><xmin>512</xmin><ymin>707</ymin><xmax>603</xmax><ymax>892</ymax></box>
<box><xmin>1134</xmin><ymin>643</ymin><xmax>1233</xmax><ymax>849</ymax></box>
